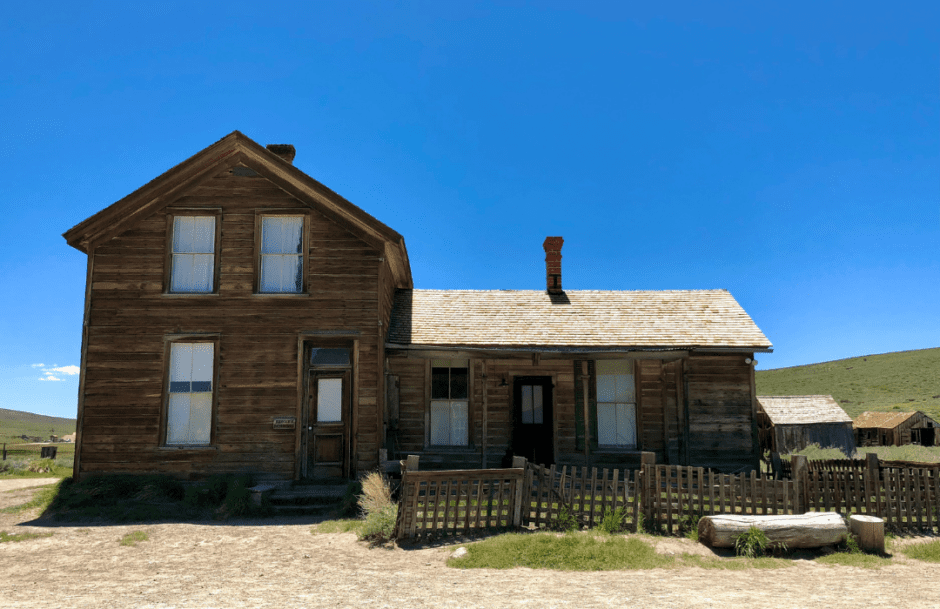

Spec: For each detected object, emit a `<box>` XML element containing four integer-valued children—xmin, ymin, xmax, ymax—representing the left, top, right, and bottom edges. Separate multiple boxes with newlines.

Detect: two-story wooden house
<box><xmin>64</xmin><ymin>131</ymin><xmax>772</xmax><ymax>482</ymax></box>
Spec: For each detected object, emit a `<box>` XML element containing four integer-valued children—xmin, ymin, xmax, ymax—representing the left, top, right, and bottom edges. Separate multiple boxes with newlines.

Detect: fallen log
<box><xmin>698</xmin><ymin>512</ymin><xmax>847</xmax><ymax>549</ymax></box>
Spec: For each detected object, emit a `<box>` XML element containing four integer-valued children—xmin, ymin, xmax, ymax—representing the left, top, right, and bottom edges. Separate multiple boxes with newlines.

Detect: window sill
<box><xmin>161</xmin><ymin>292</ymin><xmax>220</xmax><ymax>297</ymax></box>
<box><xmin>423</xmin><ymin>446</ymin><xmax>477</xmax><ymax>453</ymax></box>
<box><xmin>159</xmin><ymin>445</ymin><xmax>219</xmax><ymax>451</ymax></box>
<box><xmin>594</xmin><ymin>447</ymin><xmax>641</xmax><ymax>453</ymax></box>
<box><xmin>251</xmin><ymin>292</ymin><xmax>311</xmax><ymax>298</ymax></box>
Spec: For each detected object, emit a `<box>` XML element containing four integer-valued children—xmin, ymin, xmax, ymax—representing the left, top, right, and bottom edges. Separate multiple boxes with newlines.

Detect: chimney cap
<box><xmin>266</xmin><ymin>144</ymin><xmax>296</xmax><ymax>164</ymax></box>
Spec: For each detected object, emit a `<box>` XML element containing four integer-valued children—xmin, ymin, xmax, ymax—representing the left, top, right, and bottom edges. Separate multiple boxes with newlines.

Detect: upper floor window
<box><xmin>170</xmin><ymin>216</ymin><xmax>217</xmax><ymax>293</ymax></box>
<box><xmin>166</xmin><ymin>341</ymin><xmax>215</xmax><ymax>445</ymax></box>
<box><xmin>430</xmin><ymin>359</ymin><xmax>469</xmax><ymax>446</ymax></box>
<box><xmin>259</xmin><ymin>216</ymin><xmax>304</xmax><ymax>293</ymax></box>
<box><xmin>596</xmin><ymin>360</ymin><xmax>636</xmax><ymax>447</ymax></box>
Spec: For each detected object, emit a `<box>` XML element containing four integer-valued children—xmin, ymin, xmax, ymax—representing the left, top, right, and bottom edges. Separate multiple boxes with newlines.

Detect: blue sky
<box><xmin>1</xmin><ymin>2</ymin><xmax>937</xmax><ymax>419</ymax></box>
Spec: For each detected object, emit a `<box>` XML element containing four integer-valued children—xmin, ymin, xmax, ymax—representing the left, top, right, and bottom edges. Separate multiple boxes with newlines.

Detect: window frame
<box><xmin>426</xmin><ymin>358</ymin><xmax>472</xmax><ymax>448</ymax></box>
<box><xmin>163</xmin><ymin>208</ymin><xmax>222</xmax><ymax>296</ymax></box>
<box><xmin>253</xmin><ymin>210</ymin><xmax>310</xmax><ymax>296</ymax></box>
<box><xmin>594</xmin><ymin>359</ymin><xmax>638</xmax><ymax>449</ymax></box>
<box><xmin>159</xmin><ymin>334</ymin><xmax>221</xmax><ymax>449</ymax></box>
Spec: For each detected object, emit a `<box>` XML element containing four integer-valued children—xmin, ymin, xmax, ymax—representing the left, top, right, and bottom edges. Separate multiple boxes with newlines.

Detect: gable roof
<box><xmin>387</xmin><ymin>289</ymin><xmax>772</xmax><ymax>351</ymax></box>
<box><xmin>757</xmin><ymin>395</ymin><xmax>852</xmax><ymax>425</ymax></box>
<box><xmin>62</xmin><ymin>131</ymin><xmax>412</xmax><ymax>288</ymax></box>
<box><xmin>854</xmin><ymin>411</ymin><xmax>928</xmax><ymax>429</ymax></box>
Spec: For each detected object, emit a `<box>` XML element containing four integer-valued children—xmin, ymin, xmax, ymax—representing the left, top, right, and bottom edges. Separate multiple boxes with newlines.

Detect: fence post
<box><xmin>512</xmin><ymin>455</ymin><xmax>527</xmax><ymax>469</ymax></box>
<box><xmin>792</xmin><ymin>455</ymin><xmax>809</xmax><ymax>514</ymax></box>
<box><xmin>512</xmin><ymin>469</ymin><xmax>525</xmax><ymax>528</ymax></box>
<box><xmin>866</xmin><ymin>453</ymin><xmax>879</xmax><ymax>517</ymax></box>
<box><xmin>406</xmin><ymin>454</ymin><xmax>420</xmax><ymax>472</ymax></box>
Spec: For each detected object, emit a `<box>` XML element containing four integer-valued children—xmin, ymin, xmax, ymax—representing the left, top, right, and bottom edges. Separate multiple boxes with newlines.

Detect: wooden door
<box><xmin>512</xmin><ymin>376</ymin><xmax>554</xmax><ymax>466</ymax></box>
<box><xmin>306</xmin><ymin>370</ymin><xmax>350</xmax><ymax>479</ymax></box>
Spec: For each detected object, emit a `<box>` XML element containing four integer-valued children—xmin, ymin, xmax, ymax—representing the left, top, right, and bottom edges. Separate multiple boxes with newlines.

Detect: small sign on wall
<box><xmin>273</xmin><ymin>417</ymin><xmax>296</xmax><ymax>430</ymax></box>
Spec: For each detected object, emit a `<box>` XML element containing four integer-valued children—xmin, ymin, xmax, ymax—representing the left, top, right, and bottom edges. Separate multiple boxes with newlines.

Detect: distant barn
<box><xmin>757</xmin><ymin>395</ymin><xmax>856</xmax><ymax>456</ymax></box>
<box><xmin>854</xmin><ymin>411</ymin><xmax>939</xmax><ymax>447</ymax></box>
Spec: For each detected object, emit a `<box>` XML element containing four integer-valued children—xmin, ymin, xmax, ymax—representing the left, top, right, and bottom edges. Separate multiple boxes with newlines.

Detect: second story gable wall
<box><xmin>80</xmin><ymin>165</ymin><xmax>388</xmax><ymax>478</ymax></box>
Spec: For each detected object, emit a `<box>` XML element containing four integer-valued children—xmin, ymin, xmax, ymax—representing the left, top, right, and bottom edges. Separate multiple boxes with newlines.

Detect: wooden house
<box><xmin>756</xmin><ymin>395</ymin><xmax>856</xmax><ymax>456</ymax></box>
<box><xmin>854</xmin><ymin>411</ymin><xmax>939</xmax><ymax>447</ymax></box>
<box><xmin>63</xmin><ymin>131</ymin><xmax>773</xmax><ymax>482</ymax></box>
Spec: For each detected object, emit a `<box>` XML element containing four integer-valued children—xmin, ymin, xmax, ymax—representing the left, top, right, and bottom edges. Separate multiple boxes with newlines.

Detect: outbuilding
<box><xmin>854</xmin><ymin>411</ymin><xmax>939</xmax><ymax>447</ymax></box>
<box><xmin>756</xmin><ymin>395</ymin><xmax>856</xmax><ymax>456</ymax></box>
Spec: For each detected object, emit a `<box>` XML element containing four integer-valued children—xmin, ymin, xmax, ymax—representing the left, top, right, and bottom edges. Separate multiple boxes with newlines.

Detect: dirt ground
<box><xmin>2</xmin><ymin>480</ymin><xmax>940</xmax><ymax>608</ymax></box>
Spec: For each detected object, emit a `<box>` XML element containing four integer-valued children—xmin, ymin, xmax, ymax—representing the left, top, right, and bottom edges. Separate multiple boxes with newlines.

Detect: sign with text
<box><xmin>272</xmin><ymin>417</ymin><xmax>296</xmax><ymax>430</ymax></box>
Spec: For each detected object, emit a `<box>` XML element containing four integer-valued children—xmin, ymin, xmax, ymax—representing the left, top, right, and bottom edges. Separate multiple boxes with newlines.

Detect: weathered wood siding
<box><xmin>387</xmin><ymin>356</ymin><xmax>575</xmax><ymax>469</ymax></box>
<box><xmin>389</xmin><ymin>353</ymin><xmax>757</xmax><ymax>472</ymax></box>
<box><xmin>685</xmin><ymin>355</ymin><xmax>756</xmax><ymax>472</ymax></box>
<box><xmin>80</xmin><ymin>165</ymin><xmax>386</xmax><ymax>479</ymax></box>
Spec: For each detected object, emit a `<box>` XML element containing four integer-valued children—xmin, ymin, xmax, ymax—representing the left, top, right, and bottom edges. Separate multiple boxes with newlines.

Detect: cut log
<box><xmin>849</xmin><ymin>515</ymin><xmax>884</xmax><ymax>553</ymax></box>
<box><xmin>698</xmin><ymin>512</ymin><xmax>847</xmax><ymax>549</ymax></box>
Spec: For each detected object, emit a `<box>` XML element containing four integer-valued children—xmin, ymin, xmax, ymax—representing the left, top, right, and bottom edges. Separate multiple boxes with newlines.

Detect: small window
<box><xmin>310</xmin><ymin>348</ymin><xmax>351</xmax><ymax>366</ymax></box>
<box><xmin>170</xmin><ymin>216</ymin><xmax>216</xmax><ymax>293</ymax></box>
<box><xmin>430</xmin><ymin>359</ymin><xmax>469</xmax><ymax>446</ymax></box>
<box><xmin>259</xmin><ymin>216</ymin><xmax>304</xmax><ymax>293</ymax></box>
<box><xmin>596</xmin><ymin>360</ymin><xmax>636</xmax><ymax>447</ymax></box>
<box><xmin>166</xmin><ymin>342</ymin><xmax>214</xmax><ymax>445</ymax></box>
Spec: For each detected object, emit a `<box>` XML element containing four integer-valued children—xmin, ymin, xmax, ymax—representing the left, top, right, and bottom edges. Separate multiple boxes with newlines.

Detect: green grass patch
<box><xmin>448</xmin><ymin>532</ymin><xmax>675</xmax><ymax>570</ymax></box>
<box><xmin>0</xmin><ymin>480</ymin><xmax>63</xmax><ymax>514</ymax></box>
<box><xmin>312</xmin><ymin>519</ymin><xmax>364</xmax><ymax>535</ymax></box>
<box><xmin>119</xmin><ymin>530</ymin><xmax>149</xmax><ymax>546</ymax></box>
<box><xmin>0</xmin><ymin>530</ymin><xmax>53</xmax><ymax>543</ymax></box>
<box><xmin>0</xmin><ymin>456</ymin><xmax>73</xmax><ymax>478</ymax></box>
<box><xmin>756</xmin><ymin>347</ymin><xmax>940</xmax><ymax>422</ymax></box>
<box><xmin>902</xmin><ymin>539</ymin><xmax>940</xmax><ymax>563</ymax></box>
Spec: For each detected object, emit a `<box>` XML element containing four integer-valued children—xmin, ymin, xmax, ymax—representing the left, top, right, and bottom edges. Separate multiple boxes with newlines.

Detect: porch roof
<box><xmin>757</xmin><ymin>395</ymin><xmax>852</xmax><ymax>425</ymax></box>
<box><xmin>387</xmin><ymin>289</ymin><xmax>772</xmax><ymax>351</ymax></box>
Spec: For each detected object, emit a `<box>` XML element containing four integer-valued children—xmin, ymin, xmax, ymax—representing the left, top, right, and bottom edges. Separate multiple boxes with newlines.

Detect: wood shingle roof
<box><xmin>387</xmin><ymin>288</ymin><xmax>772</xmax><ymax>351</ymax></box>
<box><xmin>757</xmin><ymin>395</ymin><xmax>852</xmax><ymax>425</ymax></box>
<box><xmin>853</xmin><ymin>411</ymin><xmax>922</xmax><ymax>429</ymax></box>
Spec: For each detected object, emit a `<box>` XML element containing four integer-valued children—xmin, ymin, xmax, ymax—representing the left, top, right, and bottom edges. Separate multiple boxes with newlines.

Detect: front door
<box><xmin>512</xmin><ymin>376</ymin><xmax>553</xmax><ymax>466</ymax></box>
<box><xmin>306</xmin><ymin>370</ymin><xmax>350</xmax><ymax>479</ymax></box>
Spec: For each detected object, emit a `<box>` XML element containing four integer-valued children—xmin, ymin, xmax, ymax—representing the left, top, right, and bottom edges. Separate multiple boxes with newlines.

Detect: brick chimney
<box><xmin>266</xmin><ymin>144</ymin><xmax>296</xmax><ymax>164</ymax></box>
<box><xmin>543</xmin><ymin>236</ymin><xmax>564</xmax><ymax>294</ymax></box>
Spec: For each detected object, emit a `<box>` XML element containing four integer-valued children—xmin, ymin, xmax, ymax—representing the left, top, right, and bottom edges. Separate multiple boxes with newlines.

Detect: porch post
<box><xmin>581</xmin><ymin>361</ymin><xmax>591</xmax><ymax>468</ymax></box>
<box><xmin>481</xmin><ymin>359</ymin><xmax>488</xmax><ymax>469</ymax></box>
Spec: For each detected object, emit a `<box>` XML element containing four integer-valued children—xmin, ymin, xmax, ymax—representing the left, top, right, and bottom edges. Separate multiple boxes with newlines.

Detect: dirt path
<box><xmin>1</xmin><ymin>497</ymin><xmax>939</xmax><ymax>608</ymax></box>
<box><xmin>0</xmin><ymin>477</ymin><xmax>61</xmax><ymax>492</ymax></box>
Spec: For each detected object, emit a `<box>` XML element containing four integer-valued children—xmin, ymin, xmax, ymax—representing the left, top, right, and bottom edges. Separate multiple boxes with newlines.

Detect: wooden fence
<box><xmin>523</xmin><ymin>464</ymin><xmax>640</xmax><ymax>531</ymax></box>
<box><xmin>394</xmin><ymin>468</ymin><xmax>525</xmax><ymax>540</ymax></box>
<box><xmin>394</xmin><ymin>456</ymin><xmax>940</xmax><ymax>540</ymax></box>
<box><xmin>642</xmin><ymin>465</ymin><xmax>799</xmax><ymax>535</ymax></box>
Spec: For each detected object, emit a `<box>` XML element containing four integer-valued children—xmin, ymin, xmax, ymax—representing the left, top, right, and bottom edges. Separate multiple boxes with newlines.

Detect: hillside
<box><xmin>756</xmin><ymin>347</ymin><xmax>940</xmax><ymax>422</ymax></box>
<box><xmin>0</xmin><ymin>407</ymin><xmax>76</xmax><ymax>444</ymax></box>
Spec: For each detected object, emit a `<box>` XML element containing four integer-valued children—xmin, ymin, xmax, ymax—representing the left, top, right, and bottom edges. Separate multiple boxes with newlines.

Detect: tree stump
<box><xmin>698</xmin><ymin>512</ymin><xmax>848</xmax><ymax>549</ymax></box>
<box><xmin>849</xmin><ymin>515</ymin><xmax>884</xmax><ymax>553</ymax></box>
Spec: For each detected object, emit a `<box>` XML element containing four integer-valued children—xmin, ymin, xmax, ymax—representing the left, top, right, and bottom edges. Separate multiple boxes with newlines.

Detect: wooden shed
<box><xmin>62</xmin><ymin>131</ymin><xmax>773</xmax><ymax>482</ymax></box>
<box><xmin>756</xmin><ymin>395</ymin><xmax>856</xmax><ymax>456</ymax></box>
<box><xmin>854</xmin><ymin>411</ymin><xmax>939</xmax><ymax>447</ymax></box>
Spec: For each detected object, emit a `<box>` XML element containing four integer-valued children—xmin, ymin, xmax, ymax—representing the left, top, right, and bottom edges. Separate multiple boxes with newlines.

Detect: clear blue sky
<box><xmin>1</xmin><ymin>2</ymin><xmax>937</xmax><ymax>419</ymax></box>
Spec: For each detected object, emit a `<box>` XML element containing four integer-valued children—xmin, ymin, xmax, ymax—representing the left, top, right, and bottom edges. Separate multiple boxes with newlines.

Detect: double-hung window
<box><xmin>166</xmin><ymin>342</ymin><xmax>215</xmax><ymax>445</ymax></box>
<box><xmin>259</xmin><ymin>216</ymin><xmax>304</xmax><ymax>293</ymax></box>
<box><xmin>430</xmin><ymin>359</ymin><xmax>469</xmax><ymax>446</ymax></box>
<box><xmin>170</xmin><ymin>215</ymin><xmax>217</xmax><ymax>293</ymax></box>
<box><xmin>596</xmin><ymin>360</ymin><xmax>637</xmax><ymax>447</ymax></box>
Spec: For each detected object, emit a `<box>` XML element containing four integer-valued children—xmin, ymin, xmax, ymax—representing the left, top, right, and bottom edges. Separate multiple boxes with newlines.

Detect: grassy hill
<box><xmin>0</xmin><ymin>408</ymin><xmax>76</xmax><ymax>445</ymax></box>
<box><xmin>756</xmin><ymin>347</ymin><xmax>940</xmax><ymax>422</ymax></box>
